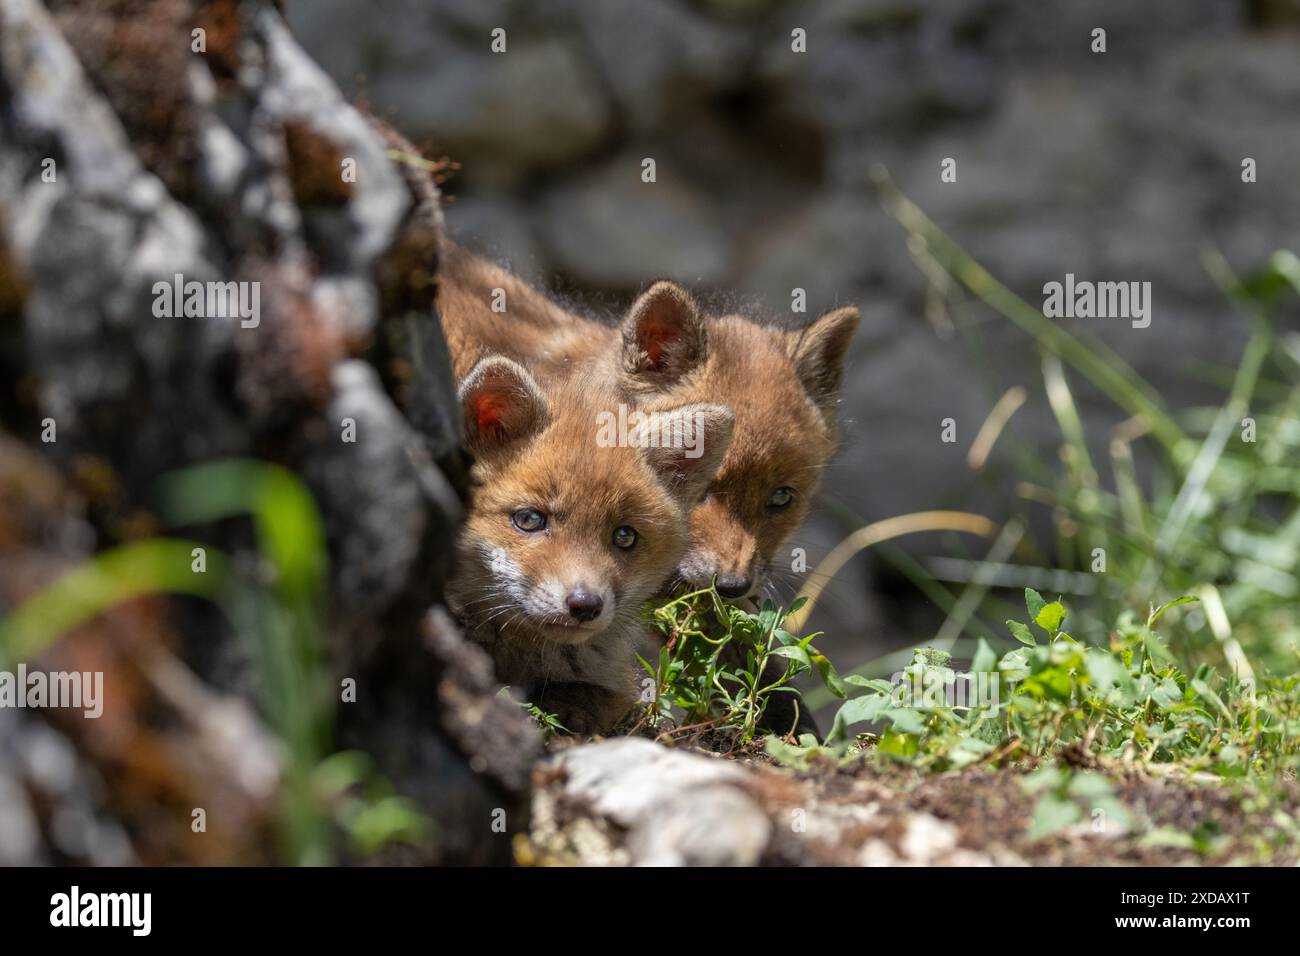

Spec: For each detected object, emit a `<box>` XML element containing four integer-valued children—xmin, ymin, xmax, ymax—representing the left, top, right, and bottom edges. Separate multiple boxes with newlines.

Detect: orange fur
<box><xmin>438</xmin><ymin>239</ymin><xmax>858</xmax><ymax>603</ymax></box>
<box><xmin>441</xmin><ymin>347</ymin><xmax>732</xmax><ymax>733</ymax></box>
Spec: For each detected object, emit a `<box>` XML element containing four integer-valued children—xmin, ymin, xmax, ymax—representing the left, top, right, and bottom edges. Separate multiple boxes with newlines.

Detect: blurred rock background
<box><xmin>286</xmin><ymin>0</ymin><xmax>1300</xmax><ymax>673</ymax></box>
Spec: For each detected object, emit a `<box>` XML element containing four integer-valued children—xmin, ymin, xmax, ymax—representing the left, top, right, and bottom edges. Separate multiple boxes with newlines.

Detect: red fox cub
<box><xmin>439</xmin><ymin>238</ymin><xmax>859</xmax><ymax>605</ymax></box>
<box><xmin>447</xmin><ymin>355</ymin><xmax>733</xmax><ymax>733</ymax></box>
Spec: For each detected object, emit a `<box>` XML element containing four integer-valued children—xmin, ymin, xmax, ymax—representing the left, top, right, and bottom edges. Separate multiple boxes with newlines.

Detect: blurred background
<box><xmin>288</xmin><ymin>0</ymin><xmax>1300</xmax><ymax>686</ymax></box>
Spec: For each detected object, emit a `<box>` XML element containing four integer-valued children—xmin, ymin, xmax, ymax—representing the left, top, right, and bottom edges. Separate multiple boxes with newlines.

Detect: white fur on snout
<box><xmin>480</xmin><ymin>544</ymin><xmax>614</xmax><ymax>634</ymax></box>
<box><xmin>529</xmin><ymin>578</ymin><xmax>614</xmax><ymax>631</ymax></box>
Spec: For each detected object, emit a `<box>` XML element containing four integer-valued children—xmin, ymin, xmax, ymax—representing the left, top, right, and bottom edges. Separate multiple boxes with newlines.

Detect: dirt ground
<box><xmin>524</xmin><ymin>736</ymin><xmax>1300</xmax><ymax>866</ymax></box>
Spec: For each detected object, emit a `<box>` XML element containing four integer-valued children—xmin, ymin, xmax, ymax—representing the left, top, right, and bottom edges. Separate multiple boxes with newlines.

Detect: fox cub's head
<box><xmin>617</xmin><ymin>282</ymin><xmax>859</xmax><ymax>600</ymax></box>
<box><xmin>452</xmin><ymin>356</ymin><xmax>734</xmax><ymax>644</ymax></box>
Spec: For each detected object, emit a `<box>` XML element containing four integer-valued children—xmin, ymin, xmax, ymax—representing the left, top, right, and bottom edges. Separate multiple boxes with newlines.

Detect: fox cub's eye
<box><xmin>768</xmin><ymin>487</ymin><xmax>795</xmax><ymax>509</ymax></box>
<box><xmin>612</xmin><ymin>526</ymin><xmax>638</xmax><ymax>550</ymax></box>
<box><xmin>512</xmin><ymin>508</ymin><xmax>547</xmax><ymax>533</ymax></box>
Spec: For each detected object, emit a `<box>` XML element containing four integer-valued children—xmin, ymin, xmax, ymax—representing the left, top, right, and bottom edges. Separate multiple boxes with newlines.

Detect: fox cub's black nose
<box><xmin>565</xmin><ymin>589</ymin><xmax>604</xmax><ymax>622</ymax></box>
<box><xmin>715</xmin><ymin>574</ymin><xmax>752</xmax><ymax>599</ymax></box>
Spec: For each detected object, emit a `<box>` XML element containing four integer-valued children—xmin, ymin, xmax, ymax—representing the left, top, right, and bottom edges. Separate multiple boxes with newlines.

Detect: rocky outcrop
<box><xmin>0</xmin><ymin>0</ymin><xmax>535</xmax><ymax>864</ymax></box>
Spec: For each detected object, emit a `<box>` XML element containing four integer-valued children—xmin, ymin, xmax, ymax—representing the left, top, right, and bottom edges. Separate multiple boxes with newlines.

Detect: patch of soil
<box><xmin>530</xmin><ymin>735</ymin><xmax>1300</xmax><ymax>866</ymax></box>
<box><xmin>761</xmin><ymin>755</ymin><xmax>1300</xmax><ymax>865</ymax></box>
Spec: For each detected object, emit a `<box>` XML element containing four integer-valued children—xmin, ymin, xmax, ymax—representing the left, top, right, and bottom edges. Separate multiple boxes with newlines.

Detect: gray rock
<box><xmin>0</xmin><ymin>711</ymin><xmax>134</xmax><ymax>866</ymax></box>
<box><xmin>690</xmin><ymin>0</ymin><xmax>784</xmax><ymax>17</ymax></box>
<box><xmin>760</xmin><ymin>0</ymin><xmax>997</xmax><ymax>134</ymax></box>
<box><xmin>737</xmin><ymin>192</ymin><xmax>882</xmax><ymax>314</ymax></box>
<box><xmin>256</xmin><ymin>8</ymin><xmax>410</xmax><ymax>275</ymax></box>
<box><xmin>0</xmin><ymin>773</ymin><xmax>42</xmax><ymax>866</ymax></box>
<box><xmin>574</xmin><ymin>0</ymin><xmax>749</xmax><ymax>132</ymax></box>
<box><xmin>543</xmin><ymin>738</ymin><xmax>772</xmax><ymax>865</ymax></box>
<box><xmin>834</xmin><ymin>317</ymin><xmax>989</xmax><ymax>518</ymax></box>
<box><xmin>370</xmin><ymin>37</ymin><xmax>613</xmax><ymax>186</ymax></box>
<box><xmin>305</xmin><ymin>360</ymin><xmax>429</xmax><ymax>618</ymax></box>
<box><xmin>539</xmin><ymin>156</ymin><xmax>730</xmax><ymax>288</ymax></box>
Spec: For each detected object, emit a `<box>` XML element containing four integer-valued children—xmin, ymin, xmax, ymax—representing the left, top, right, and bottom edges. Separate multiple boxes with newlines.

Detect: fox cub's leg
<box><xmin>534</xmin><ymin>682</ymin><xmax>633</xmax><ymax>736</ymax></box>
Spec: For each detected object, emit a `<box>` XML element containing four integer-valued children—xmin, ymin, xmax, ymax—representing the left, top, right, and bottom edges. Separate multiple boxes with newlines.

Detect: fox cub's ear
<box><xmin>637</xmin><ymin>403</ymin><xmax>734</xmax><ymax>505</ymax></box>
<box><xmin>459</xmin><ymin>356</ymin><xmax>549</xmax><ymax>455</ymax></box>
<box><xmin>620</xmin><ymin>281</ymin><xmax>708</xmax><ymax>392</ymax></box>
<box><xmin>788</xmin><ymin>306</ymin><xmax>859</xmax><ymax>420</ymax></box>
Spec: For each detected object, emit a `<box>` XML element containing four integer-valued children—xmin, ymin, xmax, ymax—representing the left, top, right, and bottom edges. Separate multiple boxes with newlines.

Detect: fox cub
<box><xmin>439</xmin><ymin>239</ymin><xmax>857</xmax><ymax>735</ymax></box>
<box><xmin>447</xmin><ymin>354</ymin><xmax>733</xmax><ymax>733</ymax></box>
<box><xmin>439</xmin><ymin>239</ymin><xmax>857</xmax><ymax>603</ymax></box>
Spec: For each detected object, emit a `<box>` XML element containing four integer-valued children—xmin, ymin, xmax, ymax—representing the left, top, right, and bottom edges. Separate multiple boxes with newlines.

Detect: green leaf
<box><xmin>770</xmin><ymin>644</ymin><xmax>812</xmax><ymax>668</ymax></box>
<box><xmin>0</xmin><ymin>539</ymin><xmax>230</xmax><ymax>663</ymax></box>
<box><xmin>345</xmin><ymin>795</ymin><xmax>434</xmax><ymax>855</ymax></box>
<box><xmin>764</xmin><ymin>734</ymin><xmax>821</xmax><ymax>769</ymax></box>
<box><xmin>999</xmin><ymin>646</ymin><xmax>1030</xmax><ymax>681</ymax></box>
<box><xmin>883</xmin><ymin>708</ymin><xmax>926</xmax><ymax>734</ymax></box>
<box><xmin>772</xmin><ymin>627</ymin><xmax>799</xmax><ymax>647</ymax></box>
<box><xmin>1148</xmin><ymin>595</ymin><xmax>1199</xmax><ymax>627</ymax></box>
<box><xmin>969</xmin><ymin>715</ymin><xmax>1006</xmax><ymax>745</ymax></box>
<box><xmin>1066</xmin><ymin>771</ymin><xmax>1114</xmax><ymax>800</ymax></box>
<box><xmin>312</xmin><ymin>750</ymin><xmax>371</xmax><ymax>799</ymax></box>
<box><xmin>1021</xmin><ymin>765</ymin><xmax>1065</xmax><ymax>794</ymax></box>
<box><xmin>1024</xmin><ymin>588</ymin><xmax>1047</xmax><ymax>620</ymax></box>
<box><xmin>811</xmin><ymin>651</ymin><xmax>847</xmax><ymax>699</ymax></box>
<box><xmin>1007</xmin><ymin>620</ymin><xmax>1037</xmax><ymax>646</ymax></box>
<box><xmin>1026</xmin><ymin>793</ymin><xmax>1082</xmax><ymax>841</ymax></box>
<box><xmin>947</xmin><ymin>736</ymin><xmax>994</xmax><ymax>769</ymax></box>
<box><xmin>877</xmin><ymin>731</ymin><xmax>918</xmax><ymax>759</ymax></box>
<box><xmin>972</xmin><ymin>638</ymin><xmax>996</xmax><ymax>673</ymax></box>
<box><xmin>1190</xmin><ymin>678</ymin><xmax>1231</xmax><ymax>720</ymax></box>
<box><xmin>843</xmin><ymin>675</ymin><xmax>894</xmax><ymax>694</ymax></box>
<box><xmin>1152</xmin><ymin>676</ymin><xmax>1183</xmax><ymax>710</ymax></box>
<box><xmin>1085</xmin><ymin>649</ymin><xmax>1128</xmax><ymax>694</ymax></box>
<box><xmin>1143</xmin><ymin>630</ymin><xmax>1176</xmax><ymax>668</ymax></box>
<box><xmin>1022</xmin><ymin>666</ymin><xmax>1075</xmax><ymax>701</ymax></box>
<box><xmin>1035</xmin><ymin>601</ymin><xmax>1066</xmax><ymax>634</ymax></box>
<box><xmin>827</xmin><ymin>692</ymin><xmax>893</xmax><ymax>742</ymax></box>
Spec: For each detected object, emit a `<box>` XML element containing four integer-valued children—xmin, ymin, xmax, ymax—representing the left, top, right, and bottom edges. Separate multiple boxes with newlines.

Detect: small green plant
<box><xmin>499</xmin><ymin>688</ymin><xmax>569</xmax><ymax>740</ymax></box>
<box><xmin>313</xmin><ymin>752</ymin><xmax>435</xmax><ymax>856</ymax></box>
<box><xmin>638</xmin><ymin>587</ymin><xmax>844</xmax><ymax>745</ymax></box>
<box><xmin>800</xmin><ymin>588</ymin><xmax>1300</xmax><ymax>778</ymax></box>
<box><xmin>1021</xmin><ymin>764</ymin><xmax>1132</xmax><ymax>841</ymax></box>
